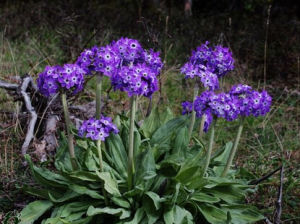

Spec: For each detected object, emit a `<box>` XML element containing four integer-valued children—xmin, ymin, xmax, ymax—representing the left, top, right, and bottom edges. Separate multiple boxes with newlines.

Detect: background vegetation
<box><xmin>0</xmin><ymin>0</ymin><xmax>299</xmax><ymax>222</ymax></box>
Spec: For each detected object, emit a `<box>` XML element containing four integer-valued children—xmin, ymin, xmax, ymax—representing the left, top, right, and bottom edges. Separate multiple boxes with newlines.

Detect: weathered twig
<box><xmin>0</xmin><ymin>79</ymin><xmax>18</xmax><ymax>90</ymax></box>
<box><xmin>274</xmin><ymin>165</ymin><xmax>284</xmax><ymax>224</ymax></box>
<box><xmin>249</xmin><ymin>166</ymin><xmax>282</xmax><ymax>185</ymax></box>
<box><xmin>20</xmin><ymin>76</ymin><xmax>38</xmax><ymax>156</ymax></box>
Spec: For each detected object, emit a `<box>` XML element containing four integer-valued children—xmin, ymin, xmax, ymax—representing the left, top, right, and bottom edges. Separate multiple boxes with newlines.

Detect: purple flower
<box><xmin>181</xmin><ymin>41</ymin><xmax>234</xmax><ymax>90</ymax></box>
<box><xmin>181</xmin><ymin>101</ymin><xmax>193</xmax><ymax>115</ymax></box>
<box><xmin>37</xmin><ymin>64</ymin><xmax>86</xmax><ymax>97</ymax></box>
<box><xmin>76</xmin><ymin>37</ymin><xmax>163</xmax><ymax>98</ymax></box>
<box><xmin>78</xmin><ymin>116</ymin><xmax>119</xmax><ymax>141</ymax></box>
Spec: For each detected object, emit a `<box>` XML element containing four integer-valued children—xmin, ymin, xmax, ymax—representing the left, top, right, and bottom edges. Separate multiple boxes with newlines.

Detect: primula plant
<box><xmin>19</xmin><ymin>39</ymin><xmax>270</xmax><ymax>224</ymax></box>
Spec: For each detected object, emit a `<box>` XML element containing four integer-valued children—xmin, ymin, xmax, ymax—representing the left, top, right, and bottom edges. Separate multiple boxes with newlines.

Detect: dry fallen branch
<box><xmin>0</xmin><ymin>75</ymin><xmax>39</xmax><ymax>160</ymax></box>
<box><xmin>249</xmin><ymin>166</ymin><xmax>282</xmax><ymax>185</ymax></box>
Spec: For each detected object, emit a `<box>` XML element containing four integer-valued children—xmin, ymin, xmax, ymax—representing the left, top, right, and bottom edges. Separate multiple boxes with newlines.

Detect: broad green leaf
<box><xmin>76</xmin><ymin>139</ymin><xmax>88</xmax><ymax>149</ymax></box>
<box><xmin>87</xmin><ymin>206</ymin><xmax>131</xmax><ymax>219</ymax></box>
<box><xmin>25</xmin><ymin>155</ymin><xmax>69</xmax><ymax>189</ymax></box>
<box><xmin>105</xmin><ymin>134</ymin><xmax>128</xmax><ymax>178</ymax></box>
<box><xmin>124</xmin><ymin>208</ymin><xmax>145</xmax><ymax>224</ymax></box>
<box><xmin>150</xmin><ymin>115</ymin><xmax>189</xmax><ymax>147</ymax></box>
<box><xmin>68</xmin><ymin>171</ymin><xmax>99</xmax><ymax>182</ymax></box>
<box><xmin>158</xmin><ymin>159</ymin><xmax>181</xmax><ymax>177</ymax></box>
<box><xmin>212</xmin><ymin>142</ymin><xmax>233</xmax><ymax>176</ymax></box>
<box><xmin>141</xmin><ymin>107</ymin><xmax>161</xmax><ymax>138</ymax></box>
<box><xmin>174</xmin><ymin>206</ymin><xmax>194</xmax><ymax>224</ymax></box>
<box><xmin>48</xmin><ymin>190</ymin><xmax>80</xmax><ymax>203</ymax></box>
<box><xmin>135</xmin><ymin>148</ymin><xmax>156</xmax><ymax>188</ymax></box>
<box><xmin>20</xmin><ymin>200</ymin><xmax>53</xmax><ymax>224</ymax></box>
<box><xmin>197</xmin><ymin>203</ymin><xmax>228</xmax><ymax>224</ymax></box>
<box><xmin>68</xmin><ymin>184</ymin><xmax>103</xmax><ymax>199</ymax></box>
<box><xmin>22</xmin><ymin>185</ymin><xmax>51</xmax><ymax>200</ymax></box>
<box><xmin>142</xmin><ymin>107</ymin><xmax>174</xmax><ymax>138</ymax></box>
<box><xmin>163</xmin><ymin>208</ymin><xmax>174</xmax><ymax>224</ymax></box>
<box><xmin>96</xmin><ymin>171</ymin><xmax>121</xmax><ymax>196</ymax></box>
<box><xmin>191</xmin><ymin>192</ymin><xmax>220</xmax><ymax>203</ymax></box>
<box><xmin>111</xmin><ymin>197</ymin><xmax>131</xmax><ymax>209</ymax></box>
<box><xmin>145</xmin><ymin>192</ymin><xmax>162</xmax><ymax>210</ymax></box>
<box><xmin>172</xmin><ymin>126</ymin><xmax>189</xmax><ymax>155</ymax></box>
<box><xmin>222</xmin><ymin>205</ymin><xmax>264</xmax><ymax>224</ymax></box>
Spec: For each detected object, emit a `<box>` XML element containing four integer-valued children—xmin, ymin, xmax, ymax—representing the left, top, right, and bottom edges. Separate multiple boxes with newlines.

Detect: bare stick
<box><xmin>20</xmin><ymin>77</ymin><xmax>38</xmax><ymax>156</ymax></box>
<box><xmin>0</xmin><ymin>79</ymin><xmax>18</xmax><ymax>90</ymax></box>
<box><xmin>249</xmin><ymin>166</ymin><xmax>282</xmax><ymax>185</ymax></box>
<box><xmin>274</xmin><ymin>165</ymin><xmax>284</xmax><ymax>224</ymax></box>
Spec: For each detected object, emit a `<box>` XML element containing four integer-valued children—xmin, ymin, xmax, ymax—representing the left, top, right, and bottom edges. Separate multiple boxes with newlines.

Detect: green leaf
<box><xmin>87</xmin><ymin>206</ymin><xmax>131</xmax><ymax>219</ymax></box>
<box><xmin>76</xmin><ymin>139</ymin><xmax>88</xmax><ymax>149</ymax></box>
<box><xmin>124</xmin><ymin>208</ymin><xmax>145</xmax><ymax>224</ymax></box>
<box><xmin>222</xmin><ymin>205</ymin><xmax>264</xmax><ymax>224</ymax></box>
<box><xmin>191</xmin><ymin>192</ymin><xmax>220</xmax><ymax>203</ymax></box>
<box><xmin>48</xmin><ymin>190</ymin><xmax>80</xmax><ymax>203</ymax></box>
<box><xmin>172</xmin><ymin>126</ymin><xmax>189</xmax><ymax>155</ymax></box>
<box><xmin>150</xmin><ymin>116</ymin><xmax>189</xmax><ymax>147</ymax></box>
<box><xmin>105</xmin><ymin>134</ymin><xmax>128</xmax><ymax>179</ymax></box>
<box><xmin>111</xmin><ymin>197</ymin><xmax>131</xmax><ymax>209</ymax></box>
<box><xmin>142</xmin><ymin>107</ymin><xmax>174</xmax><ymax>138</ymax></box>
<box><xmin>197</xmin><ymin>203</ymin><xmax>228</xmax><ymax>224</ymax></box>
<box><xmin>22</xmin><ymin>185</ymin><xmax>51</xmax><ymax>200</ymax></box>
<box><xmin>163</xmin><ymin>206</ymin><xmax>194</xmax><ymax>224</ymax></box>
<box><xmin>135</xmin><ymin>148</ymin><xmax>156</xmax><ymax>188</ymax></box>
<box><xmin>212</xmin><ymin>142</ymin><xmax>233</xmax><ymax>176</ymax></box>
<box><xmin>25</xmin><ymin>155</ymin><xmax>69</xmax><ymax>189</ymax></box>
<box><xmin>173</xmin><ymin>206</ymin><xmax>194</xmax><ymax>224</ymax></box>
<box><xmin>20</xmin><ymin>200</ymin><xmax>53</xmax><ymax>224</ymax></box>
<box><xmin>163</xmin><ymin>208</ymin><xmax>174</xmax><ymax>224</ymax></box>
<box><xmin>158</xmin><ymin>159</ymin><xmax>181</xmax><ymax>177</ymax></box>
<box><xmin>96</xmin><ymin>171</ymin><xmax>121</xmax><ymax>196</ymax></box>
<box><xmin>141</xmin><ymin>107</ymin><xmax>162</xmax><ymax>138</ymax></box>
<box><xmin>145</xmin><ymin>192</ymin><xmax>162</xmax><ymax>210</ymax></box>
<box><xmin>68</xmin><ymin>184</ymin><xmax>103</xmax><ymax>200</ymax></box>
<box><xmin>68</xmin><ymin>171</ymin><xmax>99</xmax><ymax>182</ymax></box>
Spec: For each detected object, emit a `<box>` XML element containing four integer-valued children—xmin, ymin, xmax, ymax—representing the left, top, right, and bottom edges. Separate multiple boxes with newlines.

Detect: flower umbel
<box><xmin>79</xmin><ymin>116</ymin><xmax>119</xmax><ymax>141</ymax></box>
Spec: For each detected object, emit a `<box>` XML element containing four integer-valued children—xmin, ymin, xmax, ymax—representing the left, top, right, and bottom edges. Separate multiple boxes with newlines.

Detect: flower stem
<box><xmin>61</xmin><ymin>93</ymin><xmax>77</xmax><ymax>170</ymax></box>
<box><xmin>97</xmin><ymin>139</ymin><xmax>108</xmax><ymax>205</ymax></box>
<box><xmin>187</xmin><ymin>84</ymin><xmax>199</xmax><ymax>142</ymax></box>
<box><xmin>203</xmin><ymin>120</ymin><xmax>216</xmax><ymax>176</ymax></box>
<box><xmin>198</xmin><ymin>114</ymin><xmax>206</xmax><ymax>139</ymax></box>
<box><xmin>96</xmin><ymin>75</ymin><xmax>102</xmax><ymax>120</ymax></box>
<box><xmin>127</xmin><ymin>96</ymin><xmax>136</xmax><ymax>190</ymax></box>
<box><xmin>221</xmin><ymin>120</ymin><xmax>244</xmax><ymax>177</ymax></box>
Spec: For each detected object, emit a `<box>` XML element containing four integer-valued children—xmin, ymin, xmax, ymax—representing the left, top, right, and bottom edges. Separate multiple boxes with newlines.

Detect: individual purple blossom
<box><xmin>78</xmin><ymin>116</ymin><xmax>119</xmax><ymax>141</ymax></box>
<box><xmin>181</xmin><ymin>101</ymin><xmax>193</xmax><ymax>115</ymax></box>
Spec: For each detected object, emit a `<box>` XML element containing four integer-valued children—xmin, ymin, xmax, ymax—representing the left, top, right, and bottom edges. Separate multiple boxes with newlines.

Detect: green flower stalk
<box><xmin>221</xmin><ymin>120</ymin><xmax>244</xmax><ymax>177</ymax></box>
<box><xmin>187</xmin><ymin>84</ymin><xmax>199</xmax><ymax>141</ymax></box>
<box><xmin>198</xmin><ymin>114</ymin><xmax>206</xmax><ymax>139</ymax></box>
<box><xmin>97</xmin><ymin>139</ymin><xmax>108</xmax><ymax>205</ymax></box>
<box><xmin>61</xmin><ymin>93</ymin><xmax>77</xmax><ymax>170</ymax></box>
<box><xmin>96</xmin><ymin>75</ymin><xmax>102</xmax><ymax>120</ymax></box>
<box><xmin>203</xmin><ymin>119</ymin><xmax>216</xmax><ymax>176</ymax></box>
<box><xmin>127</xmin><ymin>96</ymin><xmax>137</xmax><ymax>190</ymax></box>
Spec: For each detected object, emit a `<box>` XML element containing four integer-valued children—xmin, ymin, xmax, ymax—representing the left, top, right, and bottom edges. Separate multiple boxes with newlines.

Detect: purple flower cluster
<box><xmin>181</xmin><ymin>41</ymin><xmax>234</xmax><ymax>90</ymax></box>
<box><xmin>78</xmin><ymin>116</ymin><xmax>119</xmax><ymax>141</ymax></box>
<box><xmin>184</xmin><ymin>85</ymin><xmax>272</xmax><ymax>132</ymax></box>
<box><xmin>76</xmin><ymin>37</ymin><xmax>163</xmax><ymax>97</ymax></box>
<box><xmin>229</xmin><ymin>84</ymin><xmax>272</xmax><ymax>117</ymax></box>
<box><xmin>37</xmin><ymin>64</ymin><xmax>86</xmax><ymax>97</ymax></box>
